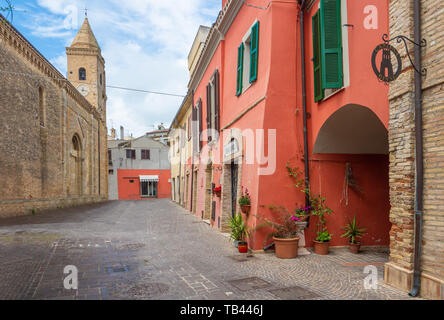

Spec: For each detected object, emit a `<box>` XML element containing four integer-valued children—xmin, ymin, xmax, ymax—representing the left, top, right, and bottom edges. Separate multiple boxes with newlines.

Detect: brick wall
<box><xmin>0</xmin><ymin>16</ymin><xmax>108</xmax><ymax>218</ymax></box>
<box><xmin>385</xmin><ymin>0</ymin><xmax>444</xmax><ymax>300</ymax></box>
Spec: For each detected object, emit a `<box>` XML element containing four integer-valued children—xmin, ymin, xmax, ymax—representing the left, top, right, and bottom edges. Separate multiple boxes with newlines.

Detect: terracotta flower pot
<box><xmin>273</xmin><ymin>237</ymin><xmax>300</xmax><ymax>259</ymax></box>
<box><xmin>349</xmin><ymin>242</ymin><xmax>361</xmax><ymax>254</ymax></box>
<box><xmin>240</xmin><ymin>204</ymin><xmax>251</xmax><ymax>215</ymax></box>
<box><xmin>238</xmin><ymin>242</ymin><xmax>249</xmax><ymax>253</ymax></box>
<box><xmin>313</xmin><ymin>240</ymin><xmax>330</xmax><ymax>255</ymax></box>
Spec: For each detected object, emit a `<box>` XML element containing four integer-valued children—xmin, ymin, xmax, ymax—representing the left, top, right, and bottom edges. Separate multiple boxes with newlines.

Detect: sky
<box><xmin>4</xmin><ymin>0</ymin><xmax>221</xmax><ymax>137</ymax></box>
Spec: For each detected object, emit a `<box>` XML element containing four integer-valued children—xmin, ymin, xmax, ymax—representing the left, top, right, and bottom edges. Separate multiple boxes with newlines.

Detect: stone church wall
<box><xmin>0</xmin><ymin>15</ymin><xmax>107</xmax><ymax>218</ymax></box>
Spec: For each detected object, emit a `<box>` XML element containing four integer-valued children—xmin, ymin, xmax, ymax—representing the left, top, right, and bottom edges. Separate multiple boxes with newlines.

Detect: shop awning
<box><xmin>140</xmin><ymin>175</ymin><xmax>159</xmax><ymax>182</ymax></box>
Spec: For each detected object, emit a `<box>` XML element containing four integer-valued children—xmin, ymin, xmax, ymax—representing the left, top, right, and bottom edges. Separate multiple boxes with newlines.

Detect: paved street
<box><xmin>0</xmin><ymin>200</ymin><xmax>414</xmax><ymax>300</ymax></box>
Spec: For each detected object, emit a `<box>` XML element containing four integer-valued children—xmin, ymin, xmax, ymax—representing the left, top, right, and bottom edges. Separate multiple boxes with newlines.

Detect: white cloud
<box><xmin>27</xmin><ymin>0</ymin><xmax>220</xmax><ymax>137</ymax></box>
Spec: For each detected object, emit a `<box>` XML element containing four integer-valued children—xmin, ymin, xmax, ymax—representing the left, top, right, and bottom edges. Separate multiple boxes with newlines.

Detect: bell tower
<box><xmin>66</xmin><ymin>17</ymin><xmax>107</xmax><ymax>121</ymax></box>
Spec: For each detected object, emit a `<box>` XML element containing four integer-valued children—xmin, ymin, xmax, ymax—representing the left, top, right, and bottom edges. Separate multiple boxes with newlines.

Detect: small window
<box><xmin>79</xmin><ymin>68</ymin><xmax>86</xmax><ymax>81</ymax></box>
<box><xmin>108</xmin><ymin>169</ymin><xmax>114</xmax><ymax>175</ymax></box>
<box><xmin>126</xmin><ymin>149</ymin><xmax>136</xmax><ymax>159</ymax></box>
<box><xmin>100</xmin><ymin>74</ymin><xmax>103</xmax><ymax>86</ymax></box>
<box><xmin>141</xmin><ymin>149</ymin><xmax>151</xmax><ymax>160</ymax></box>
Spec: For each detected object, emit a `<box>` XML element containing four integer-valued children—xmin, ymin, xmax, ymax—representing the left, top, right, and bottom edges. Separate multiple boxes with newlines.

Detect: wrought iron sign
<box><xmin>372</xmin><ymin>34</ymin><xmax>427</xmax><ymax>83</ymax></box>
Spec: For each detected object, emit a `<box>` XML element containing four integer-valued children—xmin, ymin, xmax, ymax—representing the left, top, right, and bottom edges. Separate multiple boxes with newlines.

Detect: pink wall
<box><xmin>117</xmin><ymin>169</ymin><xmax>171</xmax><ymax>200</ymax></box>
<box><xmin>190</xmin><ymin>0</ymin><xmax>391</xmax><ymax>250</ymax></box>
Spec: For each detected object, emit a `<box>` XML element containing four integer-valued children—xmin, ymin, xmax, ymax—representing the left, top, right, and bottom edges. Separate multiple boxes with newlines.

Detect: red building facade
<box><xmin>184</xmin><ymin>0</ymin><xmax>391</xmax><ymax>252</ymax></box>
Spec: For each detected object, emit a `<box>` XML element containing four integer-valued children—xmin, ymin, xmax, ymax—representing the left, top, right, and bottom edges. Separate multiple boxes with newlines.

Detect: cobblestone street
<box><xmin>0</xmin><ymin>200</ymin><xmax>415</xmax><ymax>300</ymax></box>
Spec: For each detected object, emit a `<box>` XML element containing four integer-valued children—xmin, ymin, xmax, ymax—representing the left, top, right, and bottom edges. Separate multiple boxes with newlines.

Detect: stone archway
<box><xmin>314</xmin><ymin>104</ymin><xmax>388</xmax><ymax>154</ymax></box>
<box><xmin>71</xmin><ymin>134</ymin><xmax>83</xmax><ymax>195</ymax></box>
<box><xmin>311</xmin><ymin>104</ymin><xmax>391</xmax><ymax>247</ymax></box>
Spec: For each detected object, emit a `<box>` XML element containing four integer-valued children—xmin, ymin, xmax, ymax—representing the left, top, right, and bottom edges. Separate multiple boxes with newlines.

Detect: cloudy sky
<box><xmin>7</xmin><ymin>0</ymin><xmax>220</xmax><ymax>137</ymax></box>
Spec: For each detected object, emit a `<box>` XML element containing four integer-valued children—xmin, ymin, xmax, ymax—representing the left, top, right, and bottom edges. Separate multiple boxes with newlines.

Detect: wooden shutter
<box><xmin>236</xmin><ymin>43</ymin><xmax>244</xmax><ymax>96</ymax></box>
<box><xmin>147</xmin><ymin>149</ymin><xmax>150</xmax><ymax>160</ymax></box>
<box><xmin>198</xmin><ymin>100</ymin><xmax>203</xmax><ymax>151</ymax></box>
<box><xmin>250</xmin><ymin>21</ymin><xmax>259</xmax><ymax>83</ymax></box>
<box><xmin>206</xmin><ymin>84</ymin><xmax>212</xmax><ymax>142</ymax></box>
<box><xmin>312</xmin><ymin>11</ymin><xmax>324</xmax><ymax>102</ymax></box>
<box><xmin>192</xmin><ymin>105</ymin><xmax>197</xmax><ymax>153</ymax></box>
<box><xmin>132</xmin><ymin>150</ymin><xmax>136</xmax><ymax>159</ymax></box>
<box><xmin>320</xmin><ymin>0</ymin><xmax>343</xmax><ymax>89</ymax></box>
<box><xmin>214</xmin><ymin>69</ymin><xmax>220</xmax><ymax>134</ymax></box>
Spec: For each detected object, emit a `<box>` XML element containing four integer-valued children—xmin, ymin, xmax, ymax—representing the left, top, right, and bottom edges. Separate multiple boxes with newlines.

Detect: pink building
<box><xmin>183</xmin><ymin>0</ymin><xmax>390</xmax><ymax>253</ymax></box>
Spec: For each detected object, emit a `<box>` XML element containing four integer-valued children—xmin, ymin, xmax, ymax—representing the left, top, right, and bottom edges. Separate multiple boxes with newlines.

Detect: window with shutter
<box><xmin>236</xmin><ymin>43</ymin><xmax>244</xmax><ymax>96</ymax></box>
<box><xmin>198</xmin><ymin>99</ymin><xmax>203</xmax><ymax>151</ymax></box>
<box><xmin>214</xmin><ymin>69</ymin><xmax>220</xmax><ymax>133</ymax></box>
<box><xmin>320</xmin><ymin>0</ymin><xmax>343</xmax><ymax>89</ymax></box>
<box><xmin>250</xmin><ymin>21</ymin><xmax>259</xmax><ymax>83</ymax></box>
<box><xmin>141</xmin><ymin>149</ymin><xmax>150</xmax><ymax>160</ymax></box>
<box><xmin>206</xmin><ymin>84</ymin><xmax>212</xmax><ymax>142</ymax></box>
<box><xmin>312</xmin><ymin>11</ymin><xmax>324</xmax><ymax>102</ymax></box>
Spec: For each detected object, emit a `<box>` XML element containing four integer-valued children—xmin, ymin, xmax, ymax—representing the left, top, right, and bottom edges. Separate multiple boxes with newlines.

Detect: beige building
<box><xmin>385</xmin><ymin>0</ymin><xmax>444</xmax><ymax>300</ymax></box>
<box><xmin>0</xmin><ymin>15</ymin><xmax>108</xmax><ymax>217</ymax></box>
<box><xmin>169</xmin><ymin>26</ymin><xmax>210</xmax><ymax>209</ymax></box>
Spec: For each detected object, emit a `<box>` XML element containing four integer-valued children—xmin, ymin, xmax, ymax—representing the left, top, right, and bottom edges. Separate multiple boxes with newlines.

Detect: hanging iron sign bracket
<box><xmin>382</xmin><ymin>33</ymin><xmax>427</xmax><ymax>76</ymax></box>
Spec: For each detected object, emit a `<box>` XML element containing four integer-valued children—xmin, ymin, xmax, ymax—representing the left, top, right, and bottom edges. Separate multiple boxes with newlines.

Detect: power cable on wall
<box><xmin>0</xmin><ymin>69</ymin><xmax>186</xmax><ymax>98</ymax></box>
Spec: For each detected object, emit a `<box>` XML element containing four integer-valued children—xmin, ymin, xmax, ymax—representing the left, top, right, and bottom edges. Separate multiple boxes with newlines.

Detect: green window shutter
<box><xmin>250</xmin><ymin>21</ymin><xmax>259</xmax><ymax>83</ymax></box>
<box><xmin>320</xmin><ymin>0</ymin><xmax>343</xmax><ymax>89</ymax></box>
<box><xmin>236</xmin><ymin>43</ymin><xmax>244</xmax><ymax>96</ymax></box>
<box><xmin>312</xmin><ymin>11</ymin><xmax>324</xmax><ymax>102</ymax></box>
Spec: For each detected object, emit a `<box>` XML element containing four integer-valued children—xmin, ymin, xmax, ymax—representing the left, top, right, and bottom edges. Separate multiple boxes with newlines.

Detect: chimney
<box><xmin>120</xmin><ymin>126</ymin><xmax>124</xmax><ymax>140</ymax></box>
<box><xmin>111</xmin><ymin>128</ymin><xmax>116</xmax><ymax>139</ymax></box>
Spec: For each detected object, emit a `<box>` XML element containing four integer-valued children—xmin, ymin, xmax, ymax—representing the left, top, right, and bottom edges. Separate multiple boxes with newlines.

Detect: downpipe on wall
<box><xmin>409</xmin><ymin>0</ymin><xmax>424</xmax><ymax>298</ymax></box>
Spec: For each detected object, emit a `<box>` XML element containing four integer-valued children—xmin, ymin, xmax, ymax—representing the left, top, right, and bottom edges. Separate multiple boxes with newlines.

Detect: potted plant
<box><xmin>341</xmin><ymin>216</ymin><xmax>367</xmax><ymax>254</ymax></box>
<box><xmin>212</xmin><ymin>186</ymin><xmax>222</xmax><ymax>197</ymax></box>
<box><xmin>310</xmin><ymin>194</ymin><xmax>333</xmax><ymax>255</ymax></box>
<box><xmin>314</xmin><ymin>227</ymin><xmax>333</xmax><ymax>255</ymax></box>
<box><xmin>239</xmin><ymin>187</ymin><xmax>251</xmax><ymax>215</ymax></box>
<box><xmin>228</xmin><ymin>213</ymin><xmax>250</xmax><ymax>253</ymax></box>
<box><xmin>256</xmin><ymin>207</ymin><xmax>306</xmax><ymax>259</ymax></box>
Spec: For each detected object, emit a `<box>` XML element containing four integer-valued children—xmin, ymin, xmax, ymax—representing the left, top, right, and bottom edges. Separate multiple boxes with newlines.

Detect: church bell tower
<box><xmin>66</xmin><ymin>17</ymin><xmax>107</xmax><ymax>121</ymax></box>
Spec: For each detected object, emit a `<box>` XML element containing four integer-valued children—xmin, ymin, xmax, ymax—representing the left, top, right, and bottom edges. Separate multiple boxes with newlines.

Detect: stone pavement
<box><xmin>0</xmin><ymin>200</ymin><xmax>416</xmax><ymax>300</ymax></box>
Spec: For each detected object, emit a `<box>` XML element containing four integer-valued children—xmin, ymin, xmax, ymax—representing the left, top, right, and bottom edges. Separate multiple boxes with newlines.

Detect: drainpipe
<box><xmin>299</xmin><ymin>0</ymin><xmax>311</xmax><ymax>222</ymax></box>
<box><xmin>409</xmin><ymin>0</ymin><xmax>424</xmax><ymax>298</ymax></box>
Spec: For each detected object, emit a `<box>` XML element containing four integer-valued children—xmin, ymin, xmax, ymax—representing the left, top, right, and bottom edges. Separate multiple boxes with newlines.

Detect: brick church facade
<box><xmin>0</xmin><ymin>15</ymin><xmax>108</xmax><ymax>217</ymax></box>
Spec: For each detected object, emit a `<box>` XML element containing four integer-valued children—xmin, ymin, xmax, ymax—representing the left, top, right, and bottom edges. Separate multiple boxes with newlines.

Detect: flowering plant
<box><xmin>239</xmin><ymin>187</ymin><xmax>251</xmax><ymax>206</ymax></box>
<box><xmin>255</xmin><ymin>206</ymin><xmax>305</xmax><ymax>240</ymax></box>
<box><xmin>212</xmin><ymin>186</ymin><xmax>222</xmax><ymax>193</ymax></box>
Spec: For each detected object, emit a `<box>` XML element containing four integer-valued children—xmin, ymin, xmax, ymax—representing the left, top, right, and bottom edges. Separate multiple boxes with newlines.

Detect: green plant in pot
<box><xmin>239</xmin><ymin>187</ymin><xmax>251</xmax><ymax>215</ymax></box>
<box><xmin>310</xmin><ymin>194</ymin><xmax>333</xmax><ymax>255</ymax></box>
<box><xmin>228</xmin><ymin>213</ymin><xmax>250</xmax><ymax>253</ymax></box>
<box><xmin>256</xmin><ymin>206</ymin><xmax>305</xmax><ymax>259</ymax></box>
<box><xmin>341</xmin><ymin>216</ymin><xmax>367</xmax><ymax>254</ymax></box>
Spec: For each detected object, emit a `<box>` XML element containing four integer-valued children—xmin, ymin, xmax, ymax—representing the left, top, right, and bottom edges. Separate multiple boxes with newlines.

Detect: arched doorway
<box><xmin>71</xmin><ymin>134</ymin><xmax>82</xmax><ymax>195</ymax></box>
<box><xmin>310</xmin><ymin>104</ymin><xmax>390</xmax><ymax>247</ymax></box>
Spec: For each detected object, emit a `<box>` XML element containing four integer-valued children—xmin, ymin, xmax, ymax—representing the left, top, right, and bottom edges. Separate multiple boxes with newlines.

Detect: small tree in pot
<box><xmin>256</xmin><ymin>207</ymin><xmax>305</xmax><ymax>259</ymax></box>
<box><xmin>341</xmin><ymin>216</ymin><xmax>367</xmax><ymax>254</ymax></box>
<box><xmin>311</xmin><ymin>194</ymin><xmax>333</xmax><ymax>255</ymax></box>
<box><xmin>228</xmin><ymin>213</ymin><xmax>250</xmax><ymax>253</ymax></box>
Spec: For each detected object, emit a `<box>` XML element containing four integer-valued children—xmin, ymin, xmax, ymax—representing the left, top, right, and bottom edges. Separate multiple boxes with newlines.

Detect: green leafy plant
<box><xmin>341</xmin><ymin>216</ymin><xmax>367</xmax><ymax>244</ymax></box>
<box><xmin>256</xmin><ymin>162</ymin><xmax>334</xmax><ymax>245</ymax></box>
<box><xmin>228</xmin><ymin>213</ymin><xmax>250</xmax><ymax>243</ymax></box>
<box><xmin>255</xmin><ymin>206</ymin><xmax>304</xmax><ymax>242</ymax></box>
<box><xmin>316</xmin><ymin>227</ymin><xmax>332</xmax><ymax>242</ymax></box>
<box><xmin>238</xmin><ymin>187</ymin><xmax>251</xmax><ymax>206</ymax></box>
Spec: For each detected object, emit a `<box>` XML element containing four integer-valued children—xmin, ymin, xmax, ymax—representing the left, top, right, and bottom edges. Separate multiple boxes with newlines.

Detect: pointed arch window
<box><xmin>79</xmin><ymin>68</ymin><xmax>86</xmax><ymax>81</ymax></box>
